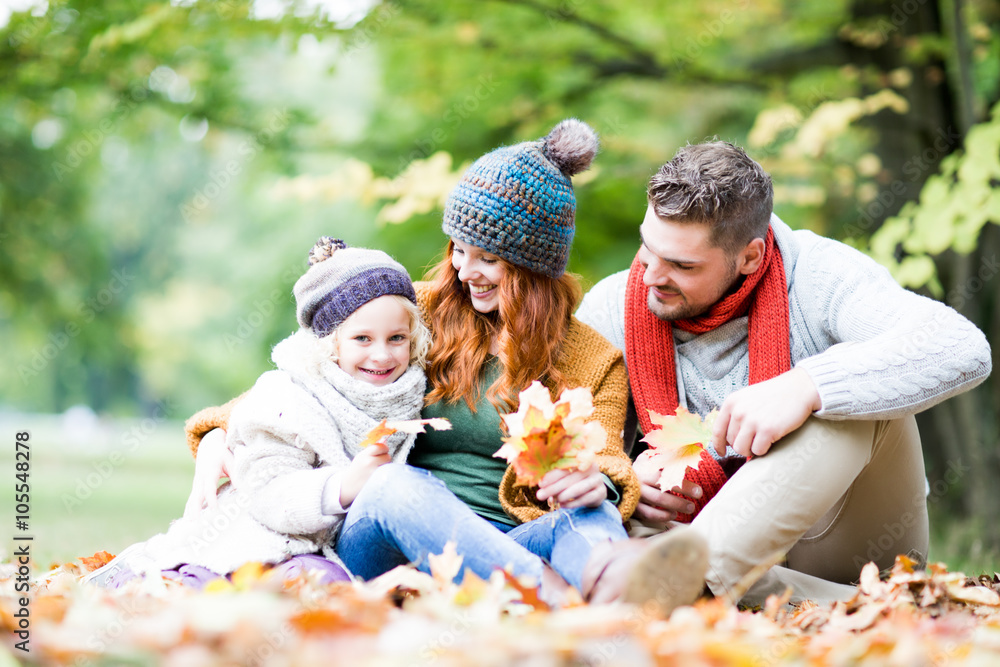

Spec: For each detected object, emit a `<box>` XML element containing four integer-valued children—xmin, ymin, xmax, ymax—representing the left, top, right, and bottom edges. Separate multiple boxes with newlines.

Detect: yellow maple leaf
<box><xmin>494</xmin><ymin>382</ymin><xmax>606</xmax><ymax>486</ymax></box>
<box><xmin>230</xmin><ymin>561</ymin><xmax>267</xmax><ymax>589</ymax></box>
<box><xmin>428</xmin><ymin>541</ymin><xmax>464</xmax><ymax>586</ymax></box>
<box><xmin>641</xmin><ymin>407</ymin><xmax>716</xmax><ymax>491</ymax></box>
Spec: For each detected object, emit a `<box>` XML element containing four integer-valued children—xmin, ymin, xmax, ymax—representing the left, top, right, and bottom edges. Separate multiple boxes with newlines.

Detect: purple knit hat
<box><xmin>294</xmin><ymin>237</ymin><xmax>416</xmax><ymax>337</ymax></box>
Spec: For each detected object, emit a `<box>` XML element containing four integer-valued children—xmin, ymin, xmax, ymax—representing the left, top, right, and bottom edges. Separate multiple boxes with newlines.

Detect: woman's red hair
<box><xmin>423</xmin><ymin>241</ymin><xmax>583</xmax><ymax>414</ymax></box>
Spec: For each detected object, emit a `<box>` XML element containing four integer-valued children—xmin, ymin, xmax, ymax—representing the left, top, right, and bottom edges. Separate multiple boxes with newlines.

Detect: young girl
<box><xmin>87</xmin><ymin>239</ymin><xmax>430</xmax><ymax>586</ymax></box>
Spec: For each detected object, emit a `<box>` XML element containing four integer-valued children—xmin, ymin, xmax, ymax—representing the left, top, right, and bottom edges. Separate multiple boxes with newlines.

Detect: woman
<box><xmin>187</xmin><ymin>119</ymin><xmax>706</xmax><ymax>611</ymax></box>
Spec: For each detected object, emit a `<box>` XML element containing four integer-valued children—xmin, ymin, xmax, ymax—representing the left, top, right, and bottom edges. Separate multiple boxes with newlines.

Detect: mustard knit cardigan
<box><xmin>185</xmin><ymin>283</ymin><xmax>640</xmax><ymax>524</ymax></box>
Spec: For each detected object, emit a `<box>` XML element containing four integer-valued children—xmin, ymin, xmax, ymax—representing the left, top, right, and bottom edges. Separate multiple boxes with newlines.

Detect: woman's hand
<box><xmin>339</xmin><ymin>442</ymin><xmax>391</xmax><ymax>509</ymax></box>
<box><xmin>183</xmin><ymin>428</ymin><xmax>233</xmax><ymax>519</ymax></box>
<box><xmin>535</xmin><ymin>466</ymin><xmax>608</xmax><ymax>509</ymax></box>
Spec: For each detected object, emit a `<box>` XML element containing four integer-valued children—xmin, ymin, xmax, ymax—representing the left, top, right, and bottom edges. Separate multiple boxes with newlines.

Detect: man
<box><xmin>576</xmin><ymin>141</ymin><xmax>992</xmax><ymax>607</ymax></box>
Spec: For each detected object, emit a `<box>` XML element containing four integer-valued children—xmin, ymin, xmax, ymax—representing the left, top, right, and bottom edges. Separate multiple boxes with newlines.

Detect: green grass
<box><xmin>3</xmin><ymin>413</ymin><xmax>997</xmax><ymax>577</ymax></box>
<box><xmin>927</xmin><ymin>506</ymin><xmax>1000</xmax><ymax>577</ymax></box>
<box><xmin>2</xmin><ymin>413</ymin><xmax>193</xmax><ymax>568</ymax></box>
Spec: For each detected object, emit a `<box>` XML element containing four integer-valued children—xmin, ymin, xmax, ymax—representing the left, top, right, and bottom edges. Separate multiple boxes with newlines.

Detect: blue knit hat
<box><xmin>442</xmin><ymin>119</ymin><xmax>599</xmax><ymax>278</ymax></box>
<box><xmin>294</xmin><ymin>237</ymin><xmax>416</xmax><ymax>337</ymax></box>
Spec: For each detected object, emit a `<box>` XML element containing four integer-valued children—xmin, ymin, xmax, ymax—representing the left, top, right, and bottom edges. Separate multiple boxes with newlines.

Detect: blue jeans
<box><xmin>335</xmin><ymin>463</ymin><xmax>627</xmax><ymax>590</ymax></box>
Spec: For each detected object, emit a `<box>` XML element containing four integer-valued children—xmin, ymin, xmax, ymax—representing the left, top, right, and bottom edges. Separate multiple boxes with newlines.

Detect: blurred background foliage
<box><xmin>2</xmin><ymin>0</ymin><xmax>1000</xmax><ymax>565</ymax></box>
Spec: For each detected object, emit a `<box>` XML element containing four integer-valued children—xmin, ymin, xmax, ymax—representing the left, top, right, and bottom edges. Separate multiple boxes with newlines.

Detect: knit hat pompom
<box><xmin>308</xmin><ymin>236</ymin><xmax>348</xmax><ymax>267</ymax></box>
<box><xmin>542</xmin><ymin>118</ymin><xmax>599</xmax><ymax>177</ymax></box>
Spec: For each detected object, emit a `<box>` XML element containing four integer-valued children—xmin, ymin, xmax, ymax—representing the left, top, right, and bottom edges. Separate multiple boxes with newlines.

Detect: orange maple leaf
<box><xmin>641</xmin><ymin>407</ymin><xmax>716</xmax><ymax>492</ymax></box>
<box><xmin>79</xmin><ymin>550</ymin><xmax>116</xmax><ymax>573</ymax></box>
<box><xmin>359</xmin><ymin>418</ymin><xmax>398</xmax><ymax>447</ymax></box>
<box><xmin>494</xmin><ymin>382</ymin><xmax>606</xmax><ymax>487</ymax></box>
<box><xmin>501</xmin><ymin>570</ymin><xmax>550</xmax><ymax>612</ymax></box>
<box><xmin>359</xmin><ymin>418</ymin><xmax>451</xmax><ymax>447</ymax></box>
<box><xmin>290</xmin><ymin>608</ymin><xmax>351</xmax><ymax>635</ymax></box>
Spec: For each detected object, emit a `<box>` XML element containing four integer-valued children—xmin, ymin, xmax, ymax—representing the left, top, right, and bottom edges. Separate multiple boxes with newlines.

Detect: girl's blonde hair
<box><xmin>321</xmin><ymin>294</ymin><xmax>431</xmax><ymax>369</ymax></box>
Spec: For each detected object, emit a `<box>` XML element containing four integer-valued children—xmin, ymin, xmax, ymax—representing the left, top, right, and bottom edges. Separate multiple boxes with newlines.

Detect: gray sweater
<box><xmin>576</xmin><ymin>215</ymin><xmax>991</xmax><ymax>429</ymax></box>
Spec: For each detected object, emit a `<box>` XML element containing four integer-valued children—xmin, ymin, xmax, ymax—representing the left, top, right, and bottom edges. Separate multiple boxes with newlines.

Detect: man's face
<box><xmin>637</xmin><ymin>205</ymin><xmax>753</xmax><ymax>321</ymax></box>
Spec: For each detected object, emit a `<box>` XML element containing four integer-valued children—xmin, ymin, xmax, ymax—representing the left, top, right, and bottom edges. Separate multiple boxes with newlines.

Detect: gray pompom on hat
<box><xmin>442</xmin><ymin>118</ymin><xmax>599</xmax><ymax>278</ymax></box>
<box><xmin>294</xmin><ymin>237</ymin><xmax>416</xmax><ymax>337</ymax></box>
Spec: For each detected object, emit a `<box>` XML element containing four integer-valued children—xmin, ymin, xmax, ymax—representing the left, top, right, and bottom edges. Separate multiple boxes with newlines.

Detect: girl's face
<box><xmin>450</xmin><ymin>237</ymin><xmax>506</xmax><ymax>314</ymax></box>
<box><xmin>335</xmin><ymin>295</ymin><xmax>411</xmax><ymax>386</ymax></box>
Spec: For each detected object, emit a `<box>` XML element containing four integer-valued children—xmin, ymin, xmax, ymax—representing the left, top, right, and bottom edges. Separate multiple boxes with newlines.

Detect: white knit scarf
<box><xmin>270</xmin><ymin>329</ymin><xmax>426</xmax><ymax>461</ymax></box>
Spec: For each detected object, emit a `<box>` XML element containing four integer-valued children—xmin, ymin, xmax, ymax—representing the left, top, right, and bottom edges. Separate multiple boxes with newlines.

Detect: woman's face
<box><xmin>451</xmin><ymin>237</ymin><xmax>505</xmax><ymax>314</ymax></box>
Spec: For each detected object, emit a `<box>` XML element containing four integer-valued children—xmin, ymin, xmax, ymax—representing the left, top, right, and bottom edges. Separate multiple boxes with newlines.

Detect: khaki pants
<box><xmin>686</xmin><ymin>415</ymin><xmax>928</xmax><ymax>607</ymax></box>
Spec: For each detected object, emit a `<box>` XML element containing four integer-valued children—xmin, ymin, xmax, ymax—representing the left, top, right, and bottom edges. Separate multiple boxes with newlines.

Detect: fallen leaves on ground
<box><xmin>2</xmin><ymin>552</ymin><xmax>1000</xmax><ymax>665</ymax></box>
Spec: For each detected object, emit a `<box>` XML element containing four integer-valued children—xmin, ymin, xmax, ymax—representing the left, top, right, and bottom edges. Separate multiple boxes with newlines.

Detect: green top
<box><xmin>409</xmin><ymin>356</ymin><xmax>516</xmax><ymax>526</ymax></box>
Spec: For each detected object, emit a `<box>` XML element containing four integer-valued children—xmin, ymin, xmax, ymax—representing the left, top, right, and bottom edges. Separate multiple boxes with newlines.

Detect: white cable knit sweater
<box><xmin>576</xmin><ymin>215</ymin><xmax>992</xmax><ymax>427</ymax></box>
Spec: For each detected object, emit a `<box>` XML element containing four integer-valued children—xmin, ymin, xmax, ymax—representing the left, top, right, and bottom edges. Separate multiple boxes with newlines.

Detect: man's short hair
<box><xmin>646</xmin><ymin>141</ymin><xmax>774</xmax><ymax>256</ymax></box>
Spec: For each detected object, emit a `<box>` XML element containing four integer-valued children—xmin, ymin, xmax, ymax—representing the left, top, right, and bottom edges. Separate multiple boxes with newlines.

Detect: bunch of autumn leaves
<box><xmin>363</xmin><ymin>381</ymin><xmax>712</xmax><ymax>494</ymax></box>
<box><xmin>493</xmin><ymin>381</ymin><xmax>712</xmax><ymax>492</ymax></box>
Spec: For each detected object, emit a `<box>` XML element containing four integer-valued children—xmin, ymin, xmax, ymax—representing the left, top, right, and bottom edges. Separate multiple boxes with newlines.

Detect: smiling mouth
<box><xmin>469</xmin><ymin>284</ymin><xmax>496</xmax><ymax>296</ymax></box>
<box><xmin>360</xmin><ymin>367</ymin><xmax>395</xmax><ymax>377</ymax></box>
<box><xmin>652</xmin><ymin>286</ymin><xmax>682</xmax><ymax>300</ymax></box>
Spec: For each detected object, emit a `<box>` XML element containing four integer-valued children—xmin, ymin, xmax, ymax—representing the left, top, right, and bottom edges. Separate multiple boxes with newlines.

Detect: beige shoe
<box><xmin>582</xmin><ymin>526</ymin><xmax>709</xmax><ymax>617</ymax></box>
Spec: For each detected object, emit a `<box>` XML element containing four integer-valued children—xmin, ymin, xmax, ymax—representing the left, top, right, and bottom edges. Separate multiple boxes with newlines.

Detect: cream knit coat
<box><xmin>96</xmin><ymin>330</ymin><xmax>426</xmax><ymax>579</ymax></box>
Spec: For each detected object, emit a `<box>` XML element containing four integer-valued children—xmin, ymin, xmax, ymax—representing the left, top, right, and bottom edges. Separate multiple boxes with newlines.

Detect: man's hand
<box><xmin>536</xmin><ymin>466</ymin><xmax>607</xmax><ymax>509</ymax></box>
<box><xmin>711</xmin><ymin>367</ymin><xmax>821</xmax><ymax>458</ymax></box>
<box><xmin>631</xmin><ymin>450</ymin><xmax>702</xmax><ymax>527</ymax></box>
<box><xmin>183</xmin><ymin>428</ymin><xmax>233</xmax><ymax>519</ymax></box>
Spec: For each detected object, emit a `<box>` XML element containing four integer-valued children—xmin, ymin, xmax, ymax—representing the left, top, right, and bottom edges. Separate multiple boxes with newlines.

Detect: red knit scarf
<box><xmin>625</xmin><ymin>227</ymin><xmax>791</xmax><ymax>522</ymax></box>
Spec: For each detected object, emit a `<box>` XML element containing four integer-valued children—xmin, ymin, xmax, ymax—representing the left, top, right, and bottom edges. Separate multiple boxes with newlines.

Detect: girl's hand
<box><xmin>535</xmin><ymin>466</ymin><xmax>608</xmax><ymax>509</ymax></box>
<box><xmin>339</xmin><ymin>442</ymin><xmax>391</xmax><ymax>508</ymax></box>
<box><xmin>183</xmin><ymin>428</ymin><xmax>234</xmax><ymax>519</ymax></box>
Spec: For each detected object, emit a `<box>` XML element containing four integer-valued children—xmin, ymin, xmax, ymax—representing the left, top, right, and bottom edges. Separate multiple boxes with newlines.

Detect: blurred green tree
<box><xmin>2</xmin><ymin>0</ymin><xmax>999</xmax><ymax>556</ymax></box>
